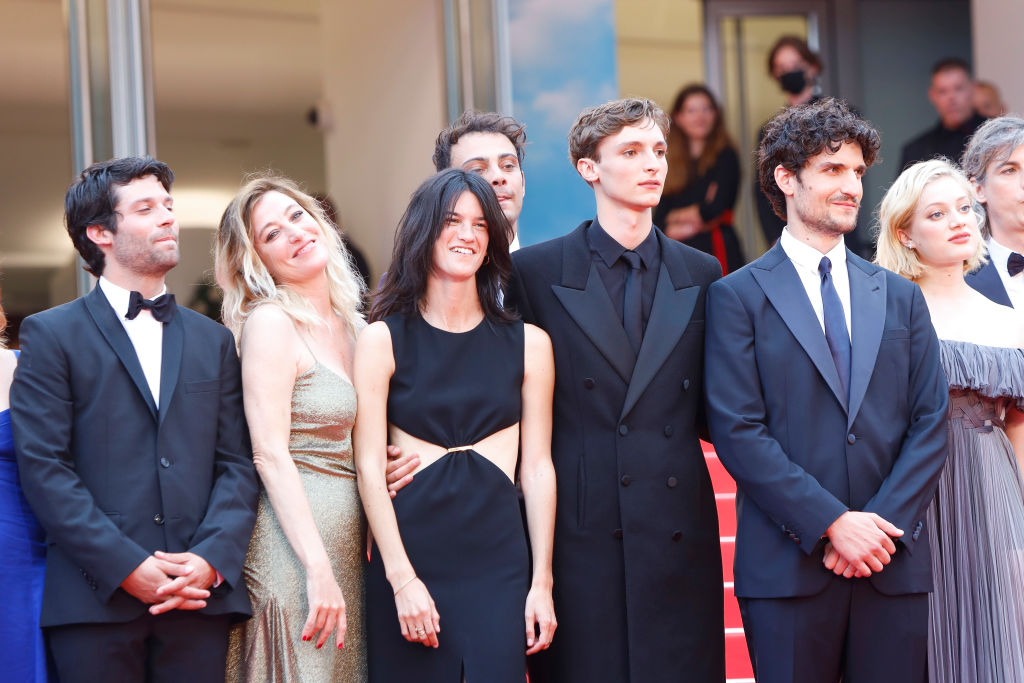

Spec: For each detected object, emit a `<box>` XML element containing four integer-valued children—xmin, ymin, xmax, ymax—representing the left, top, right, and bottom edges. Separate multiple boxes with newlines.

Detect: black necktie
<box><xmin>621</xmin><ymin>250</ymin><xmax>643</xmax><ymax>353</ymax></box>
<box><xmin>819</xmin><ymin>257</ymin><xmax>851</xmax><ymax>400</ymax></box>
<box><xmin>1008</xmin><ymin>252</ymin><xmax>1024</xmax><ymax>277</ymax></box>
<box><xmin>126</xmin><ymin>291</ymin><xmax>176</xmax><ymax>324</ymax></box>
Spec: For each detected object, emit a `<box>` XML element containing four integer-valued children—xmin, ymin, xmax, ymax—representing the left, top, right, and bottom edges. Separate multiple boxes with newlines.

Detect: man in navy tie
<box><xmin>705</xmin><ymin>98</ymin><xmax>948</xmax><ymax>682</ymax></box>
<box><xmin>961</xmin><ymin>116</ymin><xmax>1024</xmax><ymax>309</ymax></box>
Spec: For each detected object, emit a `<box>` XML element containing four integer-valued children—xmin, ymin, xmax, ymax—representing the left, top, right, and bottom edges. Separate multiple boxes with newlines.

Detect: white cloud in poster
<box><xmin>509</xmin><ymin>0</ymin><xmax>611</xmax><ymax>67</ymax></box>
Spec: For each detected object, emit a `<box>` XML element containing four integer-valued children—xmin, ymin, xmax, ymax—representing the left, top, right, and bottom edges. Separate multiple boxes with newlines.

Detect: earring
<box><xmin>483</xmin><ymin>254</ymin><xmax>491</xmax><ymax>265</ymax></box>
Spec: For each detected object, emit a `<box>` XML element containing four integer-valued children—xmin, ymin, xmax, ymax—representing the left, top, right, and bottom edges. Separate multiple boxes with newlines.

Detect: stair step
<box><xmin>725</xmin><ymin>629</ymin><xmax>754</xmax><ymax>679</ymax></box>
<box><xmin>723</xmin><ymin>581</ymin><xmax>742</xmax><ymax>629</ymax></box>
<box><xmin>716</xmin><ymin>492</ymin><xmax>736</xmax><ymax>536</ymax></box>
<box><xmin>704</xmin><ymin>452</ymin><xmax>736</xmax><ymax>493</ymax></box>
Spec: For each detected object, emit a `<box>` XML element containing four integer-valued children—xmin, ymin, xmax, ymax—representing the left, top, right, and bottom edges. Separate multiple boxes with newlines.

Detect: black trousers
<box><xmin>739</xmin><ymin>575</ymin><xmax>928</xmax><ymax>683</ymax></box>
<box><xmin>47</xmin><ymin>611</ymin><xmax>232</xmax><ymax>683</ymax></box>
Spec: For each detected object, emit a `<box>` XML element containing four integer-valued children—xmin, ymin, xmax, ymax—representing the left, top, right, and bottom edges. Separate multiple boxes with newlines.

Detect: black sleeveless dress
<box><xmin>366</xmin><ymin>312</ymin><xmax>529</xmax><ymax>682</ymax></box>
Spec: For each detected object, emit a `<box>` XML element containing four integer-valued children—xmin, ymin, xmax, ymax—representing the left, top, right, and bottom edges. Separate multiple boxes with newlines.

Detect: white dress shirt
<box><xmin>98</xmin><ymin>277</ymin><xmax>165</xmax><ymax>408</ymax></box>
<box><xmin>985</xmin><ymin>237</ymin><xmax>1024</xmax><ymax>310</ymax></box>
<box><xmin>509</xmin><ymin>233</ymin><xmax>521</xmax><ymax>253</ymax></box>
<box><xmin>779</xmin><ymin>227</ymin><xmax>853</xmax><ymax>340</ymax></box>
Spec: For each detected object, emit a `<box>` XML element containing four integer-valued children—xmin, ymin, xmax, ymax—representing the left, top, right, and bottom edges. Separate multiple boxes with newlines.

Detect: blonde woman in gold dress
<box><xmin>216</xmin><ymin>176</ymin><xmax>367</xmax><ymax>681</ymax></box>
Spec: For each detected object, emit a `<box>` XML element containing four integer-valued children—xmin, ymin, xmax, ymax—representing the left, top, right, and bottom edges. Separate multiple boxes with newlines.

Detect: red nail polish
<box><xmin>317</xmin><ymin>643</ymin><xmax>323</xmax><ymax>649</ymax></box>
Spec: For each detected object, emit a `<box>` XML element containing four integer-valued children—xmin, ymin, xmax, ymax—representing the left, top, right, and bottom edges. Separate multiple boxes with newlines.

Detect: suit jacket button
<box><xmin>153</xmin><ymin>513</ymin><xmax>165</xmax><ymax>525</ymax></box>
<box><xmin>667</xmin><ymin>476</ymin><xmax>678</xmax><ymax>488</ymax></box>
<box><xmin>612</xmin><ymin>528</ymin><xmax>623</xmax><ymax>539</ymax></box>
<box><xmin>663</xmin><ymin>425</ymin><xmax>674</xmax><ymax>437</ymax></box>
<box><xmin>671</xmin><ymin>530</ymin><xmax>682</xmax><ymax>541</ymax></box>
<box><xmin>160</xmin><ymin>457</ymin><xmax>171</xmax><ymax>468</ymax></box>
<box><xmin>620</xmin><ymin>475</ymin><xmax>632</xmax><ymax>487</ymax></box>
<box><xmin>682</xmin><ymin>379</ymin><xmax>691</xmax><ymax>391</ymax></box>
<box><xmin>847</xmin><ymin>433</ymin><xmax>856</xmax><ymax>444</ymax></box>
<box><xmin>618</xmin><ymin>424</ymin><xmax>629</xmax><ymax>436</ymax></box>
<box><xmin>583</xmin><ymin>378</ymin><xmax>595</xmax><ymax>389</ymax></box>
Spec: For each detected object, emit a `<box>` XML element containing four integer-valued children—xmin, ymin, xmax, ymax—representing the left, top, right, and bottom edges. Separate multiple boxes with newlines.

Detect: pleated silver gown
<box><xmin>927</xmin><ymin>340</ymin><xmax>1024</xmax><ymax>683</ymax></box>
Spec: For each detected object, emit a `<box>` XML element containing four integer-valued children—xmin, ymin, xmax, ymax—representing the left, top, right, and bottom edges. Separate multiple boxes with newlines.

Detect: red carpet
<box><xmin>703</xmin><ymin>441</ymin><xmax>754</xmax><ymax>682</ymax></box>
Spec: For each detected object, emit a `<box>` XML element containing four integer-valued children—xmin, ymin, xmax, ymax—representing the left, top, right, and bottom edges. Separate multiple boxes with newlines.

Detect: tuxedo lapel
<box><xmin>551</xmin><ymin>222</ymin><xmax>634</xmax><ymax>384</ymax></box>
<box><xmin>846</xmin><ymin>254</ymin><xmax>886</xmax><ymax>428</ymax></box>
<box><xmin>158</xmin><ymin>309</ymin><xmax>183</xmax><ymax>428</ymax></box>
<box><xmin>751</xmin><ymin>243</ymin><xmax>847</xmax><ymax>411</ymax></box>
<box><xmin>553</xmin><ymin>266</ymin><xmax>635</xmax><ymax>384</ymax></box>
<box><xmin>966</xmin><ymin>259</ymin><xmax>1013</xmax><ymax>307</ymax></box>
<box><xmin>84</xmin><ymin>286</ymin><xmax>158</xmax><ymax>418</ymax></box>
<box><xmin>620</xmin><ymin>242</ymin><xmax>698</xmax><ymax>421</ymax></box>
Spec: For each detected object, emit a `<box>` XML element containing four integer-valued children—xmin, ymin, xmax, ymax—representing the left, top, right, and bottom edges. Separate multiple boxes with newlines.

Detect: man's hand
<box><xmin>149</xmin><ymin>550</ymin><xmax>217</xmax><ymax>614</ymax></box>
<box><xmin>824</xmin><ymin>511</ymin><xmax>903</xmax><ymax>578</ymax></box>
<box><xmin>120</xmin><ymin>555</ymin><xmax>210</xmax><ymax>614</ymax></box>
<box><xmin>385</xmin><ymin>444</ymin><xmax>420</xmax><ymax>499</ymax></box>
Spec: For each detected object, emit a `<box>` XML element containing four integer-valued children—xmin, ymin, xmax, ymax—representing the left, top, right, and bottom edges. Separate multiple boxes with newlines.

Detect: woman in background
<box><xmin>876</xmin><ymin>158</ymin><xmax>1024</xmax><ymax>683</ymax></box>
<box><xmin>0</xmin><ymin>299</ymin><xmax>51</xmax><ymax>682</ymax></box>
<box><xmin>355</xmin><ymin>168</ymin><xmax>556</xmax><ymax>681</ymax></box>
<box><xmin>217</xmin><ymin>176</ymin><xmax>367</xmax><ymax>681</ymax></box>
<box><xmin>655</xmin><ymin>84</ymin><xmax>744</xmax><ymax>274</ymax></box>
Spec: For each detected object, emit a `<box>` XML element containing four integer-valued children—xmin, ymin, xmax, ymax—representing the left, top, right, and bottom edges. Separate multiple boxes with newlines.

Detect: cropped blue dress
<box><xmin>1</xmin><ymin>350</ymin><xmax>52</xmax><ymax>682</ymax></box>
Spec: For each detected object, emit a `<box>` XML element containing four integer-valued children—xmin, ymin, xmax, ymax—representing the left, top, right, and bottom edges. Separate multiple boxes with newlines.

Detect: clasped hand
<box><xmin>823</xmin><ymin>511</ymin><xmax>903</xmax><ymax>578</ymax></box>
<box><xmin>120</xmin><ymin>551</ymin><xmax>216</xmax><ymax>615</ymax></box>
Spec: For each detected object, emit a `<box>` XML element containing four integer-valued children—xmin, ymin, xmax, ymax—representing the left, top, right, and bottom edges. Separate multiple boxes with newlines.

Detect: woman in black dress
<box><xmin>354</xmin><ymin>169</ymin><xmax>557</xmax><ymax>681</ymax></box>
<box><xmin>654</xmin><ymin>83</ymin><xmax>745</xmax><ymax>274</ymax></box>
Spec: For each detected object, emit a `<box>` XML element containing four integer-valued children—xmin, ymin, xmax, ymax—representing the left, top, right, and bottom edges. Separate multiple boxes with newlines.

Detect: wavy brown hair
<box><xmin>664</xmin><ymin>84</ymin><xmax>735</xmax><ymax>195</ymax></box>
<box><xmin>758</xmin><ymin>97</ymin><xmax>881</xmax><ymax>220</ymax></box>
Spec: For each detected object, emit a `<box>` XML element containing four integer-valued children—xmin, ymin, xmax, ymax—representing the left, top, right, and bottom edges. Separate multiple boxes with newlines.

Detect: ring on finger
<box><xmin>415</xmin><ymin>627</ymin><xmax>426</xmax><ymax>637</ymax></box>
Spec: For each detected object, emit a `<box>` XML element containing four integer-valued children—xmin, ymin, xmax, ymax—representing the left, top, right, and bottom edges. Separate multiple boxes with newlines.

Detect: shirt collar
<box><xmin>986</xmin><ymin>237</ymin><xmax>1018</xmax><ymax>275</ymax></box>
<box><xmin>98</xmin><ymin>277</ymin><xmax>168</xmax><ymax>320</ymax></box>
<box><xmin>780</xmin><ymin>227</ymin><xmax>847</xmax><ymax>274</ymax></box>
<box><xmin>587</xmin><ymin>218</ymin><xmax>659</xmax><ymax>269</ymax></box>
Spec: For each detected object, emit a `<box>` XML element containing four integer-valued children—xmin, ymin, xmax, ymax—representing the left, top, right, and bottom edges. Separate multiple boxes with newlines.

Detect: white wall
<box><xmin>972</xmin><ymin>0</ymin><xmax>1024</xmax><ymax>114</ymax></box>
<box><xmin>320</xmin><ymin>0</ymin><xmax>448</xmax><ymax>279</ymax></box>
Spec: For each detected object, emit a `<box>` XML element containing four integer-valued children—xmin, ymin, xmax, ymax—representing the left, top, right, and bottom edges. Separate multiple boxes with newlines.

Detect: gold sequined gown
<box><xmin>226</xmin><ymin>362</ymin><xmax>366</xmax><ymax>682</ymax></box>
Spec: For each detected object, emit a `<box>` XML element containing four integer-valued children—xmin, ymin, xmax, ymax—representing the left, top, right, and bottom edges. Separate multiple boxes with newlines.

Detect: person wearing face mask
<box><xmin>655</xmin><ymin>84</ymin><xmax>745</xmax><ymax>274</ymax></box>
<box><xmin>755</xmin><ymin>36</ymin><xmax>824</xmax><ymax>248</ymax></box>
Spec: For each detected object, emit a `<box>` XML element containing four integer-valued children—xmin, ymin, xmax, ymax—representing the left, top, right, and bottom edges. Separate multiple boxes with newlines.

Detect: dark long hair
<box><xmin>664</xmin><ymin>84</ymin><xmax>734</xmax><ymax>195</ymax></box>
<box><xmin>369</xmin><ymin>169</ymin><xmax>516</xmax><ymax>324</ymax></box>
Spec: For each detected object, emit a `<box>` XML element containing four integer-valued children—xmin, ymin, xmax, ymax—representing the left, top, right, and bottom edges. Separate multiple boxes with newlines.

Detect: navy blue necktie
<box><xmin>621</xmin><ymin>250</ymin><xmax>644</xmax><ymax>353</ymax></box>
<box><xmin>819</xmin><ymin>257</ymin><xmax>850</xmax><ymax>400</ymax></box>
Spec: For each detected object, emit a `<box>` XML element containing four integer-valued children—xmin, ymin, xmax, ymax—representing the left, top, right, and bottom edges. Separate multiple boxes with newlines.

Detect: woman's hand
<box><xmin>524</xmin><ymin>583</ymin><xmax>557</xmax><ymax>654</ymax></box>
<box><xmin>664</xmin><ymin>205</ymin><xmax>704</xmax><ymax>241</ymax></box>
<box><xmin>301</xmin><ymin>566</ymin><xmax>347</xmax><ymax>650</ymax></box>
<box><xmin>394</xmin><ymin>577</ymin><xmax>441</xmax><ymax>648</ymax></box>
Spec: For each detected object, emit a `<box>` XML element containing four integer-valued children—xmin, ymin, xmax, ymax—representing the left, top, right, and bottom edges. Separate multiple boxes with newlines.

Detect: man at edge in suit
<box><xmin>11</xmin><ymin>157</ymin><xmax>259</xmax><ymax>682</ymax></box>
<box><xmin>505</xmin><ymin>98</ymin><xmax>725</xmax><ymax>682</ymax></box>
<box><xmin>705</xmin><ymin>98</ymin><xmax>948</xmax><ymax>682</ymax></box>
<box><xmin>962</xmin><ymin>115</ymin><xmax>1024</xmax><ymax>309</ymax></box>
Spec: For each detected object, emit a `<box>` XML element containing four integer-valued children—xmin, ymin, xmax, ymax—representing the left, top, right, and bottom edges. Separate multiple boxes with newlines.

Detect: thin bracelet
<box><xmin>393</xmin><ymin>575</ymin><xmax>417</xmax><ymax>596</ymax></box>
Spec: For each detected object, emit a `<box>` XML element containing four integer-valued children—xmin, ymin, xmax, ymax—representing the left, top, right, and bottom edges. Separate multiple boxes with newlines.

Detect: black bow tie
<box><xmin>126</xmin><ymin>291</ymin><xmax>176</xmax><ymax>323</ymax></box>
<box><xmin>1008</xmin><ymin>252</ymin><xmax>1024</xmax><ymax>278</ymax></box>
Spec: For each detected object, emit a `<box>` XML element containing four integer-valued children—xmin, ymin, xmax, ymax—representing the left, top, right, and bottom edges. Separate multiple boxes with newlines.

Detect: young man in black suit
<box><xmin>706</xmin><ymin>98</ymin><xmax>948</xmax><ymax>682</ymax></box>
<box><xmin>505</xmin><ymin>98</ymin><xmax>724</xmax><ymax>683</ymax></box>
<box><xmin>11</xmin><ymin>157</ymin><xmax>259</xmax><ymax>683</ymax></box>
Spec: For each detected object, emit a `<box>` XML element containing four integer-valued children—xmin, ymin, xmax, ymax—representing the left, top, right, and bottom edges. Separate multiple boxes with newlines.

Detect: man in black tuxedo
<box><xmin>11</xmin><ymin>157</ymin><xmax>259</xmax><ymax>682</ymax></box>
<box><xmin>705</xmin><ymin>99</ymin><xmax>948</xmax><ymax>682</ymax></box>
<box><xmin>962</xmin><ymin>115</ymin><xmax>1024</xmax><ymax>309</ymax></box>
<box><xmin>506</xmin><ymin>98</ymin><xmax>724</xmax><ymax>682</ymax></box>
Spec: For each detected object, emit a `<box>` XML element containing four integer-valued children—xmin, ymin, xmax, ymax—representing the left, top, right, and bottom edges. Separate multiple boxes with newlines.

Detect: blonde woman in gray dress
<box><xmin>216</xmin><ymin>176</ymin><xmax>367</xmax><ymax>681</ymax></box>
<box><xmin>876</xmin><ymin>158</ymin><xmax>1024</xmax><ymax>682</ymax></box>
